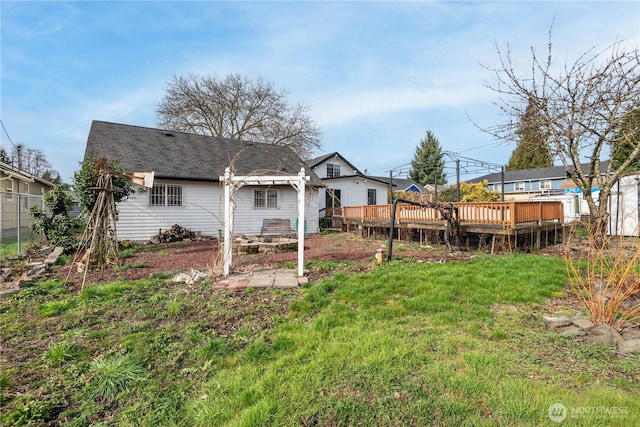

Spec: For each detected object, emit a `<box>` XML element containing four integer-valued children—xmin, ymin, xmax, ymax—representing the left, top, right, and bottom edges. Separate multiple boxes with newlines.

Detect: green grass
<box><xmin>42</xmin><ymin>340</ymin><xmax>77</xmax><ymax>364</ymax></box>
<box><xmin>87</xmin><ymin>352</ymin><xmax>145</xmax><ymax>401</ymax></box>
<box><xmin>1</xmin><ymin>253</ymin><xmax>639</xmax><ymax>426</ymax></box>
<box><xmin>0</xmin><ymin>237</ymin><xmax>42</xmax><ymax>259</ymax></box>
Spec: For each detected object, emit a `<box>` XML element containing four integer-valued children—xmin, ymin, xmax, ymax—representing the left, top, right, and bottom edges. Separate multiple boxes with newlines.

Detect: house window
<box><xmin>514</xmin><ymin>182</ymin><xmax>525</xmax><ymax>191</ymax></box>
<box><xmin>150</xmin><ymin>184</ymin><xmax>183</xmax><ymax>207</ymax></box>
<box><xmin>326</xmin><ymin>163</ymin><xmax>341</xmax><ymax>178</ymax></box>
<box><xmin>254</xmin><ymin>188</ymin><xmax>278</xmax><ymax>208</ymax></box>
<box><xmin>5</xmin><ymin>179</ymin><xmax>13</xmax><ymax>200</ymax></box>
<box><xmin>367</xmin><ymin>189</ymin><xmax>376</xmax><ymax>205</ymax></box>
<box><xmin>23</xmin><ymin>183</ymin><xmax>30</xmax><ymax>195</ymax></box>
<box><xmin>540</xmin><ymin>180</ymin><xmax>552</xmax><ymax>190</ymax></box>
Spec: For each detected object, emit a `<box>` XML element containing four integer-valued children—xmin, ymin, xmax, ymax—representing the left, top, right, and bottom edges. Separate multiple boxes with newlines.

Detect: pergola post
<box><xmin>222</xmin><ymin>167</ymin><xmax>233</xmax><ymax>276</ymax></box>
<box><xmin>296</xmin><ymin>168</ymin><xmax>306</xmax><ymax>277</ymax></box>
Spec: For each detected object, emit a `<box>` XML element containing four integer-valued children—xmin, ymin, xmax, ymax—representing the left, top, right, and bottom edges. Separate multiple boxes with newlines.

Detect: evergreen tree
<box><xmin>611</xmin><ymin>108</ymin><xmax>640</xmax><ymax>173</ymax></box>
<box><xmin>505</xmin><ymin>100</ymin><xmax>553</xmax><ymax>171</ymax></box>
<box><xmin>409</xmin><ymin>130</ymin><xmax>446</xmax><ymax>186</ymax></box>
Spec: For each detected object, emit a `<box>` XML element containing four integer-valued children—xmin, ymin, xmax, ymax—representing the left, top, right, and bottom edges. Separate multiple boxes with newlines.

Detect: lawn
<box><xmin>0</xmin><ymin>237</ymin><xmax>42</xmax><ymax>260</ymax></box>
<box><xmin>1</xmin><ymin>252</ymin><xmax>639</xmax><ymax>426</ymax></box>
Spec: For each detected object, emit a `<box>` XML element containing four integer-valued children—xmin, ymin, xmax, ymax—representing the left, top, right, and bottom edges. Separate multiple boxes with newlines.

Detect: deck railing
<box><xmin>342</xmin><ymin>201</ymin><xmax>564</xmax><ymax>227</ymax></box>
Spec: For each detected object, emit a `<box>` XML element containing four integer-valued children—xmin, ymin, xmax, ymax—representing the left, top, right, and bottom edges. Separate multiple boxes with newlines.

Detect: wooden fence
<box><xmin>342</xmin><ymin>201</ymin><xmax>563</xmax><ymax>228</ymax></box>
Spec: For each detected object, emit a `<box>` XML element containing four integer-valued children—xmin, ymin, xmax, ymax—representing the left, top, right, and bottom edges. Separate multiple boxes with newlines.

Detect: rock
<box><xmin>621</xmin><ymin>328</ymin><xmax>640</xmax><ymax>340</ymax></box>
<box><xmin>621</xmin><ymin>299</ymin><xmax>640</xmax><ymax>309</ymax></box>
<box><xmin>584</xmin><ymin>324</ymin><xmax>623</xmax><ymax>345</ymax></box>
<box><xmin>542</xmin><ymin>316</ymin><xmax>573</xmax><ymax>330</ymax></box>
<box><xmin>618</xmin><ymin>338</ymin><xmax>640</xmax><ymax>355</ymax></box>
<box><xmin>44</xmin><ymin>246</ymin><xmax>64</xmax><ymax>265</ymax></box>
<box><xmin>622</xmin><ymin>321</ymin><xmax>639</xmax><ymax>329</ymax></box>
<box><xmin>558</xmin><ymin>325</ymin><xmax>582</xmax><ymax>337</ymax></box>
<box><xmin>0</xmin><ymin>286</ymin><xmax>19</xmax><ymax>299</ymax></box>
<box><xmin>172</xmin><ymin>269</ymin><xmax>208</xmax><ymax>285</ymax></box>
<box><xmin>25</xmin><ymin>263</ymin><xmax>47</xmax><ymax>277</ymax></box>
<box><xmin>571</xmin><ymin>317</ymin><xmax>595</xmax><ymax>330</ymax></box>
<box><xmin>189</xmin><ymin>268</ymin><xmax>208</xmax><ymax>282</ymax></box>
<box><xmin>590</xmin><ymin>324</ymin><xmax>621</xmax><ymax>337</ymax></box>
<box><xmin>584</xmin><ymin>334</ymin><xmax>618</xmax><ymax>345</ymax></box>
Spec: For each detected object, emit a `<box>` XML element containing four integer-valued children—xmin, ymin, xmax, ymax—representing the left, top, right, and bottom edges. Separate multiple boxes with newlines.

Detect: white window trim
<box><xmin>5</xmin><ymin>179</ymin><xmax>13</xmax><ymax>200</ymax></box>
<box><xmin>514</xmin><ymin>181</ymin><xmax>525</xmax><ymax>191</ymax></box>
<box><xmin>326</xmin><ymin>163</ymin><xmax>341</xmax><ymax>178</ymax></box>
<box><xmin>149</xmin><ymin>183</ymin><xmax>184</xmax><ymax>207</ymax></box>
<box><xmin>254</xmin><ymin>188</ymin><xmax>278</xmax><ymax>209</ymax></box>
<box><xmin>540</xmin><ymin>180</ymin><xmax>552</xmax><ymax>190</ymax></box>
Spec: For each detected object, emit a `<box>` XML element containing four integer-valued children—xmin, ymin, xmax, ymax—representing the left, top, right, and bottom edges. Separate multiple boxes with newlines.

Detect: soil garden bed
<box><xmin>47</xmin><ymin>232</ymin><xmax>473</xmax><ymax>287</ymax></box>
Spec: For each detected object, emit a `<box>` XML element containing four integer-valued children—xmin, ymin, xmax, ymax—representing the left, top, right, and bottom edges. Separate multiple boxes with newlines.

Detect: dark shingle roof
<box><xmin>367</xmin><ymin>176</ymin><xmax>426</xmax><ymax>191</ymax></box>
<box><xmin>84</xmin><ymin>121</ymin><xmax>320</xmax><ymax>183</ymax></box>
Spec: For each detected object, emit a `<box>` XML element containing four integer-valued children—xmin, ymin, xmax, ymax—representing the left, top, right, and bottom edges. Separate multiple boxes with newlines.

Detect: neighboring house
<box><xmin>608</xmin><ymin>171</ymin><xmax>640</xmax><ymax>236</ymax></box>
<box><xmin>0</xmin><ymin>160</ymin><xmax>54</xmax><ymax>240</ymax></box>
<box><xmin>392</xmin><ymin>178</ymin><xmax>427</xmax><ymax>193</ymax></box>
<box><xmin>472</xmin><ymin>162</ymin><xmax>608</xmax><ymax>201</ymax></box>
<box><xmin>367</xmin><ymin>176</ymin><xmax>430</xmax><ymax>195</ymax></box>
<box><xmin>84</xmin><ymin>121</ymin><xmax>322</xmax><ymax>241</ymax></box>
<box><xmin>471</xmin><ymin>163</ymin><xmax>609</xmax><ymax>223</ymax></box>
<box><xmin>306</xmin><ymin>152</ymin><xmax>390</xmax><ymax>214</ymax></box>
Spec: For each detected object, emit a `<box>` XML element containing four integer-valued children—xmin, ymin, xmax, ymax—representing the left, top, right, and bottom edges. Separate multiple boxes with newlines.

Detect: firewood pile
<box><xmin>154</xmin><ymin>224</ymin><xmax>197</xmax><ymax>243</ymax></box>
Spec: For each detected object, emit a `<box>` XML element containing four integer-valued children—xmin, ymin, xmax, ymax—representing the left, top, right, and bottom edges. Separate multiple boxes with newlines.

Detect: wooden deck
<box><xmin>336</xmin><ymin>201</ymin><xmax>565</xmax><ymax>251</ymax></box>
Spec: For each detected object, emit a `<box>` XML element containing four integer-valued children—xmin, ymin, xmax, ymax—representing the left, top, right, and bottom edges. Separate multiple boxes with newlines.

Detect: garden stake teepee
<box><xmin>74</xmin><ymin>161</ymin><xmax>120</xmax><ymax>292</ymax></box>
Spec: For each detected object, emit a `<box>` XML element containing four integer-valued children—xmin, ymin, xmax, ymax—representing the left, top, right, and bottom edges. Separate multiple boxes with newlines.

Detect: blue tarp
<box><xmin>564</xmin><ymin>187</ymin><xmax>600</xmax><ymax>194</ymax></box>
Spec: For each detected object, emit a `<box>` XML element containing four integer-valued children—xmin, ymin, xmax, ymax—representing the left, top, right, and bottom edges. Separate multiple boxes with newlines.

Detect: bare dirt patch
<box><xmin>53</xmin><ymin>232</ymin><xmax>474</xmax><ymax>286</ymax></box>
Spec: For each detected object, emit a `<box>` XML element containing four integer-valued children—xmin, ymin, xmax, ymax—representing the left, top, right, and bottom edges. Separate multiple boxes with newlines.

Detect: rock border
<box><xmin>0</xmin><ymin>247</ymin><xmax>64</xmax><ymax>300</ymax></box>
<box><xmin>543</xmin><ymin>315</ymin><xmax>640</xmax><ymax>355</ymax></box>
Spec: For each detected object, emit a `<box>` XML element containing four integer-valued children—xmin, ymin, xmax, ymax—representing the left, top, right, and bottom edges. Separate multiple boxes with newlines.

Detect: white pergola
<box><xmin>219</xmin><ymin>167</ymin><xmax>310</xmax><ymax>277</ymax></box>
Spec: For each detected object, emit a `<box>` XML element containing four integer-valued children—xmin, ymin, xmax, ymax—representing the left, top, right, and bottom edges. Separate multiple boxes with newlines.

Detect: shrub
<box><xmin>565</xmin><ymin>226</ymin><xmax>640</xmax><ymax>328</ymax></box>
<box><xmin>29</xmin><ymin>185</ymin><xmax>83</xmax><ymax>253</ymax></box>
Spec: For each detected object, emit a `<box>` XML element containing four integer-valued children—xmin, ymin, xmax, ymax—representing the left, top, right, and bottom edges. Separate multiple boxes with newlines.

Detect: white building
<box><xmin>84</xmin><ymin>121</ymin><xmax>321</xmax><ymax>241</ymax></box>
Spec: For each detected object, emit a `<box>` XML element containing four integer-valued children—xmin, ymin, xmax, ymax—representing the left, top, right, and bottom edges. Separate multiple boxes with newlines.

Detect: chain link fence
<box><xmin>0</xmin><ymin>191</ymin><xmax>45</xmax><ymax>258</ymax></box>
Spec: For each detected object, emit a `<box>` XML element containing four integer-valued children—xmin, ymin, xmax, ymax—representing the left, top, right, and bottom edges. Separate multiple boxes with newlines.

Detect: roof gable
<box><xmin>84</xmin><ymin>121</ymin><xmax>320</xmax><ymax>183</ymax></box>
<box><xmin>306</xmin><ymin>152</ymin><xmax>363</xmax><ymax>175</ymax></box>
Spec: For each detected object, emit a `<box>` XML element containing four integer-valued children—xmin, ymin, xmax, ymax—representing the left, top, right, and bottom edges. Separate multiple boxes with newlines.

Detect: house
<box><xmin>1</xmin><ymin>160</ymin><xmax>54</xmax><ymax>242</ymax></box>
<box><xmin>607</xmin><ymin>171</ymin><xmax>640</xmax><ymax>236</ymax></box>
<box><xmin>471</xmin><ymin>162</ymin><xmax>608</xmax><ymax>223</ymax></box>
<box><xmin>84</xmin><ymin>121</ymin><xmax>322</xmax><ymax>242</ymax></box>
<box><xmin>306</xmin><ymin>152</ymin><xmax>392</xmax><ymax>215</ymax></box>
<box><xmin>472</xmin><ymin>162</ymin><xmax>609</xmax><ymax>200</ymax></box>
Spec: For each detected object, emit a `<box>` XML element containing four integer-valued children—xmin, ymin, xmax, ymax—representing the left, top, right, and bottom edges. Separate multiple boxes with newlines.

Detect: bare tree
<box><xmin>0</xmin><ymin>146</ymin><xmax>9</xmax><ymax>163</ymax></box>
<box><xmin>485</xmin><ymin>33</ymin><xmax>640</xmax><ymax>240</ymax></box>
<box><xmin>156</xmin><ymin>73</ymin><xmax>322</xmax><ymax>160</ymax></box>
<box><xmin>8</xmin><ymin>143</ymin><xmax>52</xmax><ymax>177</ymax></box>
